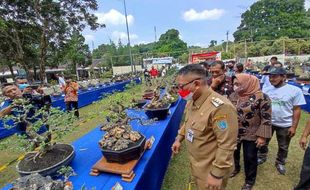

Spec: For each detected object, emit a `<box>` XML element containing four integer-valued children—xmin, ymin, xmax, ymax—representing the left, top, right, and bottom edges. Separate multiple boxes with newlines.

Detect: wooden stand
<box><xmin>90</xmin><ymin>139</ymin><xmax>152</xmax><ymax>182</ymax></box>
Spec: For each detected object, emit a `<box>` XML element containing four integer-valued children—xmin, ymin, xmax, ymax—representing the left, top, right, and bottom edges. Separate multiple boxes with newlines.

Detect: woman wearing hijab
<box><xmin>231</xmin><ymin>73</ymin><xmax>272</xmax><ymax>190</ymax></box>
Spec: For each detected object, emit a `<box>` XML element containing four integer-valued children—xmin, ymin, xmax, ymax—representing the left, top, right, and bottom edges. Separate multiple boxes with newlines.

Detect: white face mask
<box><xmin>179</xmin><ymin>83</ymin><xmax>198</xmax><ymax>101</ymax></box>
<box><xmin>183</xmin><ymin>92</ymin><xmax>194</xmax><ymax>101</ymax></box>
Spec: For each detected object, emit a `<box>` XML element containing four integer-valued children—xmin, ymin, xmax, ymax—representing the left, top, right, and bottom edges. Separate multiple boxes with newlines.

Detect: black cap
<box><xmin>266</xmin><ymin>67</ymin><xmax>287</xmax><ymax>75</ymax></box>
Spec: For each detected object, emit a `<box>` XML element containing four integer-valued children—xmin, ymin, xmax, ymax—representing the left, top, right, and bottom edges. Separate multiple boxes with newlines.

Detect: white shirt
<box><xmin>263</xmin><ymin>84</ymin><xmax>306</xmax><ymax>128</ymax></box>
<box><xmin>261</xmin><ymin>75</ymin><xmax>272</xmax><ymax>91</ymax></box>
<box><xmin>58</xmin><ymin>77</ymin><xmax>66</xmax><ymax>87</ymax></box>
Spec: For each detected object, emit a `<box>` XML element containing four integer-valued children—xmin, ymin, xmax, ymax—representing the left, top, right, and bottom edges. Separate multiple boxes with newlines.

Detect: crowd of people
<box><xmin>172</xmin><ymin>57</ymin><xmax>309</xmax><ymax>190</ymax></box>
<box><xmin>0</xmin><ymin>59</ymin><xmax>309</xmax><ymax>189</ymax></box>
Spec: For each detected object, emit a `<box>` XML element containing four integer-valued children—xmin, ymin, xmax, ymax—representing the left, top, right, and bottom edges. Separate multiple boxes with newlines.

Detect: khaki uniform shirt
<box><xmin>177</xmin><ymin>88</ymin><xmax>238</xmax><ymax>181</ymax></box>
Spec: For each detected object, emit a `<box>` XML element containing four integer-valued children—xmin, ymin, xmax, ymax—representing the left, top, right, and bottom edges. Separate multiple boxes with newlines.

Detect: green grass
<box><xmin>162</xmin><ymin>111</ymin><xmax>310</xmax><ymax>190</ymax></box>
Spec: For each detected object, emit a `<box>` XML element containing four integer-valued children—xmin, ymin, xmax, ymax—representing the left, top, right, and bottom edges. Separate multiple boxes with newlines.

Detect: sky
<box><xmin>83</xmin><ymin>0</ymin><xmax>310</xmax><ymax>50</ymax></box>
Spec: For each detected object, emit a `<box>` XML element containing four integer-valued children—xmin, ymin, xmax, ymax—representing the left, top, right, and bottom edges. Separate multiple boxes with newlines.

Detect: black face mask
<box><xmin>228</xmin><ymin>66</ymin><xmax>234</xmax><ymax>69</ymax></box>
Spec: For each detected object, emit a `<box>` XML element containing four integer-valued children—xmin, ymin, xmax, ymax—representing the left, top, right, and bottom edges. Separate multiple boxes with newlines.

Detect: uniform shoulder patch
<box><xmin>216</xmin><ymin>120</ymin><xmax>228</xmax><ymax>130</ymax></box>
<box><xmin>211</xmin><ymin>97</ymin><xmax>225</xmax><ymax>108</ymax></box>
<box><xmin>214</xmin><ymin>114</ymin><xmax>227</xmax><ymax>121</ymax></box>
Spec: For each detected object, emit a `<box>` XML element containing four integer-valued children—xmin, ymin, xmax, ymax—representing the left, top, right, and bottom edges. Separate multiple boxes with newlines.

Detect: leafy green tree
<box><xmin>0</xmin><ymin>2</ymin><xmax>40</xmax><ymax>80</ymax></box>
<box><xmin>209</xmin><ymin>40</ymin><xmax>217</xmax><ymax>47</ymax></box>
<box><xmin>155</xmin><ymin>29</ymin><xmax>187</xmax><ymax>57</ymax></box>
<box><xmin>0</xmin><ymin>0</ymin><xmax>103</xmax><ymax>82</ymax></box>
<box><xmin>234</xmin><ymin>0</ymin><xmax>310</xmax><ymax>41</ymax></box>
<box><xmin>179</xmin><ymin>53</ymin><xmax>189</xmax><ymax>63</ymax></box>
<box><xmin>65</xmin><ymin>31</ymin><xmax>91</xmax><ymax>76</ymax></box>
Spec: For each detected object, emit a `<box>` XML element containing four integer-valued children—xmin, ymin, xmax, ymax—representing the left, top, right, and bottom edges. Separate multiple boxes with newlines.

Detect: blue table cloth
<box><xmin>0</xmin><ymin>79</ymin><xmax>141</xmax><ymax>139</ymax></box>
<box><xmin>2</xmin><ymin>99</ymin><xmax>186</xmax><ymax>190</ymax></box>
<box><xmin>52</xmin><ymin>79</ymin><xmax>140</xmax><ymax>110</ymax></box>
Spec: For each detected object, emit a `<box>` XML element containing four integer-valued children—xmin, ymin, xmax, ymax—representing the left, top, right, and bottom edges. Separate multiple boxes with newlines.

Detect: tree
<box><xmin>155</xmin><ymin>29</ymin><xmax>188</xmax><ymax>57</ymax></box>
<box><xmin>0</xmin><ymin>0</ymin><xmax>103</xmax><ymax>82</ymax></box>
<box><xmin>65</xmin><ymin>31</ymin><xmax>91</xmax><ymax>77</ymax></box>
<box><xmin>209</xmin><ymin>40</ymin><xmax>217</xmax><ymax>47</ymax></box>
<box><xmin>32</xmin><ymin>0</ymin><xmax>102</xmax><ymax>82</ymax></box>
<box><xmin>0</xmin><ymin>2</ymin><xmax>40</xmax><ymax>80</ymax></box>
<box><xmin>233</xmin><ymin>0</ymin><xmax>310</xmax><ymax>42</ymax></box>
<box><xmin>179</xmin><ymin>53</ymin><xmax>189</xmax><ymax>63</ymax></box>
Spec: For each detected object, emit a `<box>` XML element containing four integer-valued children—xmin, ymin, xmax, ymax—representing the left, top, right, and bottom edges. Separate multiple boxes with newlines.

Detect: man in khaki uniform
<box><xmin>172</xmin><ymin>64</ymin><xmax>238</xmax><ymax>190</ymax></box>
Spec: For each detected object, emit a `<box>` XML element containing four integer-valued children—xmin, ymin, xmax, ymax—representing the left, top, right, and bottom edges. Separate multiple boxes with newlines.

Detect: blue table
<box><xmin>52</xmin><ymin>79</ymin><xmax>140</xmax><ymax>110</ymax></box>
<box><xmin>0</xmin><ymin>79</ymin><xmax>141</xmax><ymax>139</ymax></box>
<box><xmin>2</xmin><ymin>99</ymin><xmax>186</xmax><ymax>190</ymax></box>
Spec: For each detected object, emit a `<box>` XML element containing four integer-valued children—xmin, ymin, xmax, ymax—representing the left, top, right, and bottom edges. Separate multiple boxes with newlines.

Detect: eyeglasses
<box><xmin>177</xmin><ymin>78</ymin><xmax>201</xmax><ymax>89</ymax></box>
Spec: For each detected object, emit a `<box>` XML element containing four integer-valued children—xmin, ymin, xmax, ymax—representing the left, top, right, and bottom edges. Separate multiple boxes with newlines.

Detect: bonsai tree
<box><xmin>99</xmin><ymin>97</ymin><xmax>156</xmax><ymax>152</ymax></box>
<box><xmin>57</xmin><ymin>166</ymin><xmax>76</xmax><ymax>183</ymax></box>
<box><xmin>0</xmin><ymin>98</ymin><xmax>77</xmax><ymax>163</ymax></box>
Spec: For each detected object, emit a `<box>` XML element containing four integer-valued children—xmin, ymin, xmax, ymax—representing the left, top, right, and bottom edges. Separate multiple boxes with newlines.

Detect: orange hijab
<box><xmin>234</xmin><ymin>73</ymin><xmax>261</xmax><ymax>97</ymax></box>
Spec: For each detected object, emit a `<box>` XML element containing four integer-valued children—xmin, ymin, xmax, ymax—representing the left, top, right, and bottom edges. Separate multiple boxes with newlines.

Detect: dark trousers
<box><xmin>295</xmin><ymin>146</ymin><xmax>310</xmax><ymax>190</ymax></box>
<box><xmin>65</xmin><ymin>101</ymin><xmax>79</xmax><ymax>117</ymax></box>
<box><xmin>233</xmin><ymin>140</ymin><xmax>258</xmax><ymax>185</ymax></box>
<box><xmin>258</xmin><ymin>125</ymin><xmax>291</xmax><ymax>165</ymax></box>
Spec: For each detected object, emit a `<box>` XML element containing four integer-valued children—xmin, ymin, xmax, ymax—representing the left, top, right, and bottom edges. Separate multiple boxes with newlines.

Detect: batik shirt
<box><xmin>208</xmin><ymin>76</ymin><xmax>234</xmax><ymax>99</ymax></box>
<box><xmin>64</xmin><ymin>82</ymin><xmax>79</xmax><ymax>102</ymax></box>
<box><xmin>235</xmin><ymin>92</ymin><xmax>272</xmax><ymax>141</ymax></box>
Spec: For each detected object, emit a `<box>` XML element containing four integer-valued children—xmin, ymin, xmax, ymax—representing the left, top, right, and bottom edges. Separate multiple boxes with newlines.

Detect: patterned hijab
<box><xmin>234</xmin><ymin>73</ymin><xmax>261</xmax><ymax>97</ymax></box>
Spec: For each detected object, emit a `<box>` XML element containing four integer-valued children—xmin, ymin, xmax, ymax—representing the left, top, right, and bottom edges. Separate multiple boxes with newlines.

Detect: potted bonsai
<box><xmin>98</xmin><ymin>102</ymin><xmax>149</xmax><ymax>164</ymax></box>
<box><xmin>144</xmin><ymin>90</ymin><xmax>171</xmax><ymax>120</ymax></box>
<box><xmin>162</xmin><ymin>88</ymin><xmax>179</xmax><ymax>107</ymax></box>
<box><xmin>1</xmin><ymin>98</ymin><xmax>77</xmax><ymax>177</ymax></box>
<box><xmin>296</xmin><ymin>62</ymin><xmax>310</xmax><ymax>84</ymax></box>
<box><xmin>296</xmin><ymin>73</ymin><xmax>310</xmax><ymax>84</ymax></box>
<box><xmin>99</xmin><ymin>119</ymin><xmax>146</xmax><ymax>163</ymax></box>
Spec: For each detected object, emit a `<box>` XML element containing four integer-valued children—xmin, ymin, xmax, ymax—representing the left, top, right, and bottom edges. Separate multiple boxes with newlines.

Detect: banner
<box><xmin>191</xmin><ymin>52</ymin><xmax>221</xmax><ymax>63</ymax></box>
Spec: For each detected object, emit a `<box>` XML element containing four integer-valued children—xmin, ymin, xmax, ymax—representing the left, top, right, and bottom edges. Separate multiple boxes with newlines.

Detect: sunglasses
<box><xmin>177</xmin><ymin>78</ymin><xmax>201</xmax><ymax>90</ymax></box>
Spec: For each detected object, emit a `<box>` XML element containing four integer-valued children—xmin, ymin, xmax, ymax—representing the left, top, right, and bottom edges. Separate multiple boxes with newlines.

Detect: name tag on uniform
<box><xmin>186</xmin><ymin>129</ymin><xmax>194</xmax><ymax>142</ymax></box>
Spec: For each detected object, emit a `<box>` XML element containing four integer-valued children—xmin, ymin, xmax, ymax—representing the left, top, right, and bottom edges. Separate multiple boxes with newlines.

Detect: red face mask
<box><xmin>178</xmin><ymin>89</ymin><xmax>191</xmax><ymax>98</ymax></box>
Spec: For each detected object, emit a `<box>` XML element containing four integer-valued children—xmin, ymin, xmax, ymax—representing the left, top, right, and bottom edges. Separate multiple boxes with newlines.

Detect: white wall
<box><xmin>224</xmin><ymin>54</ymin><xmax>310</xmax><ymax>64</ymax></box>
<box><xmin>112</xmin><ymin>65</ymin><xmax>143</xmax><ymax>75</ymax></box>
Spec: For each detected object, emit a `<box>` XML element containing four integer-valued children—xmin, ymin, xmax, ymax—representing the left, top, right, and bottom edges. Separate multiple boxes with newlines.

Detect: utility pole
<box><xmin>123</xmin><ymin>0</ymin><xmax>135</xmax><ymax>73</ymax></box>
<box><xmin>226</xmin><ymin>31</ymin><xmax>229</xmax><ymax>53</ymax></box>
<box><xmin>92</xmin><ymin>41</ymin><xmax>95</xmax><ymax>53</ymax></box>
<box><xmin>154</xmin><ymin>26</ymin><xmax>157</xmax><ymax>42</ymax></box>
<box><xmin>283</xmin><ymin>39</ymin><xmax>286</xmax><ymax>63</ymax></box>
<box><xmin>244</xmin><ymin>39</ymin><xmax>247</xmax><ymax>59</ymax></box>
<box><xmin>233</xmin><ymin>43</ymin><xmax>236</xmax><ymax>58</ymax></box>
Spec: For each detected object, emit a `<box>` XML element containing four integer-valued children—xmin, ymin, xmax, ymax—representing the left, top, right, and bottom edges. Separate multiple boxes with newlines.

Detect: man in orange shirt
<box><xmin>63</xmin><ymin>76</ymin><xmax>79</xmax><ymax>117</ymax></box>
